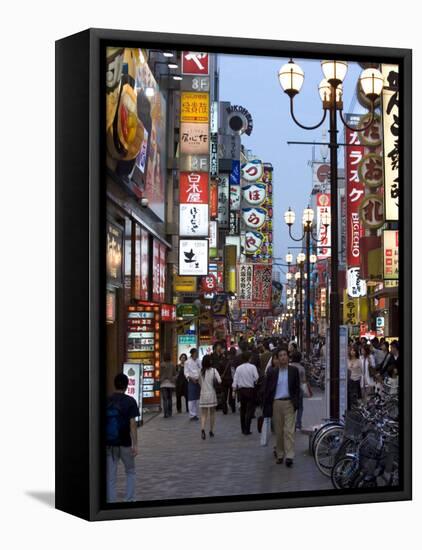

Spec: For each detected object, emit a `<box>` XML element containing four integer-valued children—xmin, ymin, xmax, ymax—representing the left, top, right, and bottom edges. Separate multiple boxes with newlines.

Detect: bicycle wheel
<box><xmin>314</xmin><ymin>425</ymin><xmax>345</xmax><ymax>476</ymax></box>
<box><xmin>331</xmin><ymin>456</ymin><xmax>359</xmax><ymax>489</ymax></box>
<box><xmin>334</xmin><ymin>438</ymin><xmax>357</xmax><ymax>463</ymax></box>
<box><xmin>311</xmin><ymin>421</ymin><xmax>343</xmax><ymax>456</ymax></box>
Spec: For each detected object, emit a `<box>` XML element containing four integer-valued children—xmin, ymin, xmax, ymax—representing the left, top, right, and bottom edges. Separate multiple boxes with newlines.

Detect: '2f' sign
<box><xmin>182</xmin><ymin>52</ymin><xmax>209</xmax><ymax>75</ymax></box>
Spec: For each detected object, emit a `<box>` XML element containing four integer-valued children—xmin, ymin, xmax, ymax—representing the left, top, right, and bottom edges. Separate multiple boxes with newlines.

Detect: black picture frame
<box><xmin>55</xmin><ymin>28</ymin><xmax>412</xmax><ymax>521</ymax></box>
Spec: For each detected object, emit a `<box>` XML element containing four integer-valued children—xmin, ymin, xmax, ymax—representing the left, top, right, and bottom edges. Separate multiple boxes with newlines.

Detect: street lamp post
<box><xmin>285</xmin><ymin>209</ymin><xmax>328</xmax><ymax>358</ymax></box>
<box><xmin>278</xmin><ymin>60</ymin><xmax>383</xmax><ymax>418</ymax></box>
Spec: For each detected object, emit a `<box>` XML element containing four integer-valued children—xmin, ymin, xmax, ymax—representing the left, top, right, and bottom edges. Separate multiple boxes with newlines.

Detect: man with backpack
<box><xmin>106</xmin><ymin>373</ymin><xmax>140</xmax><ymax>503</ymax></box>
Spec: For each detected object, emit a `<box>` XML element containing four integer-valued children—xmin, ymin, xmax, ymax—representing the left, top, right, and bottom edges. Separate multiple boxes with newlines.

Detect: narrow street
<box><xmin>115</xmin><ymin>390</ymin><xmax>330</xmax><ymax>502</ymax></box>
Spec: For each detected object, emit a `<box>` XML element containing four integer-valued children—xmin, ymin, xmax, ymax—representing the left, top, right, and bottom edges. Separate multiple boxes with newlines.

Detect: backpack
<box><xmin>106</xmin><ymin>399</ymin><xmax>124</xmax><ymax>446</ymax></box>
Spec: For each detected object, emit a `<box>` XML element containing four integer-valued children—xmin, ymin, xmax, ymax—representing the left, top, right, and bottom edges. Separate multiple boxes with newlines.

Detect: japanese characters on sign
<box><xmin>359</xmin><ymin>194</ymin><xmax>384</xmax><ymax>230</ymax></box>
<box><xmin>159</xmin><ymin>243</ymin><xmax>166</xmax><ymax>303</ymax></box>
<box><xmin>383</xmin><ymin>230</ymin><xmax>399</xmax><ymax>280</ymax></box>
<box><xmin>244</xmin><ymin>231</ymin><xmax>264</xmax><ymax>254</ymax></box>
<box><xmin>210</xmin><ymin>178</ymin><xmax>218</xmax><ymax>219</ymax></box>
<box><xmin>345</xmin><ymin>117</ymin><xmax>365</xmax><ymax>267</ymax></box>
<box><xmin>358</xmin><ymin>153</ymin><xmax>383</xmax><ymax>189</ymax></box>
<box><xmin>152</xmin><ymin>238</ymin><xmax>161</xmax><ymax>302</ymax></box>
<box><xmin>179</xmin><ymin>239</ymin><xmax>209</xmax><ymax>276</ymax></box>
<box><xmin>316</xmin><ymin>193</ymin><xmax>331</xmax><ymax>259</ymax></box>
<box><xmin>382</xmin><ymin>64</ymin><xmax>399</xmax><ymax>221</ymax></box>
<box><xmin>180</xmin><ymin>122</ymin><xmax>209</xmax><ymax>155</ymax></box>
<box><xmin>217</xmin><ymin>175</ymin><xmax>230</xmax><ymax>228</ymax></box>
<box><xmin>140</xmin><ymin>229</ymin><xmax>149</xmax><ymax>301</ymax></box>
<box><xmin>179</xmin><ymin>204</ymin><xmax>209</xmax><ymax>236</ymax></box>
<box><xmin>238</xmin><ymin>264</ymin><xmax>272</xmax><ymax>309</ymax></box>
<box><xmin>209</xmin><ymin>220</ymin><xmax>217</xmax><ymax>248</ymax></box>
<box><xmin>180</xmin><ymin>92</ymin><xmax>209</xmax><ymax>123</ymax></box>
<box><xmin>347</xmin><ymin>266</ymin><xmax>367</xmax><ymax>298</ymax></box>
<box><xmin>343</xmin><ymin>290</ymin><xmax>358</xmax><ymax>325</ymax></box>
<box><xmin>161</xmin><ymin>304</ymin><xmax>176</xmax><ymax>322</ymax></box>
<box><xmin>180</xmin><ymin>172</ymin><xmax>209</xmax><ymax>204</ymax></box>
<box><xmin>123</xmin><ymin>363</ymin><xmax>142</xmax><ymax>421</ymax></box>
<box><xmin>242</xmin><ymin>183</ymin><xmax>266</xmax><ymax>206</ymax></box>
<box><xmin>181</xmin><ymin>52</ymin><xmax>209</xmax><ymax>75</ymax></box>
<box><xmin>242</xmin><ymin>207</ymin><xmax>267</xmax><ymax>229</ymax></box>
<box><xmin>229</xmin><ymin>160</ymin><xmax>241</xmax><ymax>211</ymax></box>
<box><xmin>241</xmin><ymin>159</ymin><xmax>263</xmax><ymax>182</ymax></box>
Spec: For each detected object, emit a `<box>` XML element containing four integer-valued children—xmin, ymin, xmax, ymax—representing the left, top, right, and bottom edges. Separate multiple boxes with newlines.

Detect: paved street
<box><xmin>114</xmin><ymin>390</ymin><xmax>331</xmax><ymax>502</ymax></box>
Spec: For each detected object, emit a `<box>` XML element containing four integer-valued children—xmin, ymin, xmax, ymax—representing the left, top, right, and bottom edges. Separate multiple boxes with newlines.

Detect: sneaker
<box><xmin>275</xmin><ymin>458</ymin><xmax>284</xmax><ymax>464</ymax></box>
<box><xmin>285</xmin><ymin>459</ymin><xmax>293</xmax><ymax>467</ymax></box>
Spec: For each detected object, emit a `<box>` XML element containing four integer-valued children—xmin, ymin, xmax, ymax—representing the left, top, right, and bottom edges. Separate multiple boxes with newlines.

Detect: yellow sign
<box><xmin>181</xmin><ymin>92</ymin><xmax>209</xmax><ymax>123</ymax></box>
<box><xmin>173</xmin><ymin>275</ymin><xmax>197</xmax><ymax>293</ymax></box>
<box><xmin>343</xmin><ymin>290</ymin><xmax>358</xmax><ymax>325</ymax></box>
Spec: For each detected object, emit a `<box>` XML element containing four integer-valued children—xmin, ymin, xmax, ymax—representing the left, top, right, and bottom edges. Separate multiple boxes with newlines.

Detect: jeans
<box><xmin>106</xmin><ymin>446</ymin><xmax>136</xmax><ymax>502</ymax></box>
<box><xmin>238</xmin><ymin>388</ymin><xmax>256</xmax><ymax>433</ymax></box>
<box><xmin>162</xmin><ymin>387</ymin><xmax>173</xmax><ymax>417</ymax></box>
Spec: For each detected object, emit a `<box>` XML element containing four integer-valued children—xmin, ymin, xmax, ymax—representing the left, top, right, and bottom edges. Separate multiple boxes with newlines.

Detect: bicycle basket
<box><xmin>343</xmin><ymin>411</ymin><xmax>366</xmax><ymax>440</ymax></box>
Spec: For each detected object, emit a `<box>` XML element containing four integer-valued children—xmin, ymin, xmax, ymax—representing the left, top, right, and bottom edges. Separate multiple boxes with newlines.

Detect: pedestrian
<box><xmin>221</xmin><ymin>347</ymin><xmax>236</xmax><ymax>413</ymax></box>
<box><xmin>262</xmin><ymin>346</ymin><xmax>301</xmax><ymax>467</ymax></box>
<box><xmin>347</xmin><ymin>345</ymin><xmax>362</xmax><ymax>408</ymax></box>
<box><xmin>106</xmin><ymin>373</ymin><xmax>139</xmax><ymax>503</ymax></box>
<box><xmin>361</xmin><ymin>343</ymin><xmax>376</xmax><ymax>401</ymax></box>
<box><xmin>184</xmin><ymin>348</ymin><xmax>201</xmax><ymax>421</ymax></box>
<box><xmin>160</xmin><ymin>352</ymin><xmax>177</xmax><ymax>418</ymax></box>
<box><xmin>290</xmin><ymin>350</ymin><xmax>306</xmax><ymax>430</ymax></box>
<box><xmin>210</xmin><ymin>341</ymin><xmax>227</xmax><ymax>412</ymax></box>
<box><xmin>199</xmin><ymin>354</ymin><xmax>221</xmax><ymax>439</ymax></box>
<box><xmin>175</xmin><ymin>353</ymin><xmax>189</xmax><ymax>413</ymax></box>
<box><xmin>232</xmin><ymin>351</ymin><xmax>259</xmax><ymax>435</ymax></box>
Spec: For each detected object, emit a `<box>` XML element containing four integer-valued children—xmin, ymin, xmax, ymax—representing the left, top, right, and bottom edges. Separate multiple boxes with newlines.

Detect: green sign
<box><xmin>176</xmin><ymin>304</ymin><xmax>199</xmax><ymax>318</ymax></box>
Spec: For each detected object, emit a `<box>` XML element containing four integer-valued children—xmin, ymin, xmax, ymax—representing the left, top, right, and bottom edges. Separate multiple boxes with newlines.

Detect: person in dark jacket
<box><xmin>262</xmin><ymin>346</ymin><xmax>301</xmax><ymax>467</ymax></box>
<box><xmin>175</xmin><ymin>353</ymin><xmax>188</xmax><ymax>413</ymax></box>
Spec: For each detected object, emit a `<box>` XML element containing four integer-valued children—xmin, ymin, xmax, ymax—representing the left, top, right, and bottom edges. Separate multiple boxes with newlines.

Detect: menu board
<box><xmin>127</xmin><ymin>303</ymin><xmax>161</xmax><ymax>405</ymax></box>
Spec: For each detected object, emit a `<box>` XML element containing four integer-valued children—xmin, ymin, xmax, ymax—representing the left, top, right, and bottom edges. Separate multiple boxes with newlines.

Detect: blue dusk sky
<box><xmin>218</xmin><ymin>54</ymin><xmax>365</xmax><ymax>279</ymax></box>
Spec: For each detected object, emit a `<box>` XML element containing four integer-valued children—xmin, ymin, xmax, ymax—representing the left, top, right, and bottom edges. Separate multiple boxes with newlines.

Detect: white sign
<box><xmin>241</xmin><ymin>159</ymin><xmax>263</xmax><ymax>182</ymax></box>
<box><xmin>209</xmin><ymin>220</ymin><xmax>217</xmax><ymax>248</ymax></box>
<box><xmin>382</xmin><ymin>64</ymin><xmax>399</xmax><ymax>221</ymax></box>
<box><xmin>242</xmin><ymin>183</ymin><xmax>266</xmax><ymax>206</ymax></box>
<box><xmin>347</xmin><ymin>267</ymin><xmax>367</xmax><ymax>298</ymax></box>
<box><xmin>316</xmin><ymin>193</ymin><xmax>331</xmax><ymax>259</ymax></box>
<box><xmin>179</xmin><ymin>204</ymin><xmax>209</xmax><ymax>236</ymax></box>
<box><xmin>123</xmin><ymin>363</ymin><xmax>143</xmax><ymax>422</ymax></box>
<box><xmin>217</xmin><ymin>175</ymin><xmax>230</xmax><ymax>228</ymax></box>
<box><xmin>244</xmin><ymin>230</ymin><xmax>264</xmax><ymax>254</ymax></box>
<box><xmin>179</xmin><ymin>239</ymin><xmax>209</xmax><ymax>276</ymax></box>
<box><xmin>242</xmin><ymin>207</ymin><xmax>267</xmax><ymax>229</ymax></box>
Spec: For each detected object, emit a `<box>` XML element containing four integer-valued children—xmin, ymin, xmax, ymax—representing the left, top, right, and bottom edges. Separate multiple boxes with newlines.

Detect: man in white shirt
<box><xmin>184</xmin><ymin>348</ymin><xmax>201</xmax><ymax>420</ymax></box>
<box><xmin>232</xmin><ymin>351</ymin><xmax>259</xmax><ymax>435</ymax></box>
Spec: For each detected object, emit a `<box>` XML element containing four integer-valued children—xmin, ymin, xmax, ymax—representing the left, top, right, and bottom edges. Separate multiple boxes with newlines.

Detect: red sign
<box><xmin>180</xmin><ymin>172</ymin><xmax>209</xmax><ymax>204</ymax></box>
<box><xmin>181</xmin><ymin>52</ymin><xmax>209</xmax><ymax>75</ymax></box>
<box><xmin>210</xmin><ymin>178</ymin><xmax>218</xmax><ymax>218</ymax></box>
<box><xmin>200</xmin><ymin>274</ymin><xmax>217</xmax><ymax>292</ymax></box>
<box><xmin>161</xmin><ymin>304</ymin><xmax>176</xmax><ymax>322</ymax></box>
<box><xmin>152</xmin><ymin>239</ymin><xmax>160</xmax><ymax>303</ymax></box>
<box><xmin>238</xmin><ymin>265</ymin><xmax>272</xmax><ymax>310</ymax></box>
<box><xmin>345</xmin><ymin>116</ymin><xmax>365</xmax><ymax>267</ymax></box>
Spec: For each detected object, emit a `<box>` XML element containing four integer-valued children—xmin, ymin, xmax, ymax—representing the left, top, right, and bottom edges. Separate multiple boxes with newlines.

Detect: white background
<box><xmin>0</xmin><ymin>1</ymin><xmax>419</xmax><ymax>548</ymax></box>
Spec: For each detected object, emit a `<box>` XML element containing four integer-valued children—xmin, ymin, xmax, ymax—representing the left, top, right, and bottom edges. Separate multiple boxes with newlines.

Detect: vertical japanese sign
<box><xmin>159</xmin><ymin>243</ymin><xmax>166</xmax><ymax>303</ymax></box>
<box><xmin>238</xmin><ymin>265</ymin><xmax>272</xmax><ymax>309</ymax></box>
<box><xmin>316</xmin><ymin>193</ymin><xmax>331</xmax><ymax>259</ymax></box>
<box><xmin>140</xmin><ymin>229</ymin><xmax>149</xmax><ymax>301</ymax></box>
<box><xmin>179</xmin><ymin>172</ymin><xmax>209</xmax><ymax>237</ymax></box>
<box><xmin>179</xmin><ymin>239</ymin><xmax>209</xmax><ymax>276</ymax></box>
<box><xmin>383</xmin><ymin>229</ymin><xmax>399</xmax><ymax>280</ymax></box>
<box><xmin>123</xmin><ymin>363</ymin><xmax>143</xmax><ymax>422</ymax></box>
<box><xmin>345</xmin><ymin>116</ymin><xmax>365</xmax><ymax>267</ymax></box>
<box><xmin>210</xmin><ymin>101</ymin><xmax>219</xmax><ymax>179</ymax></box>
<box><xmin>152</xmin><ymin>238</ymin><xmax>160</xmax><ymax>302</ymax></box>
<box><xmin>106</xmin><ymin>222</ymin><xmax>123</xmax><ymax>286</ymax></box>
<box><xmin>382</xmin><ymin>64</ymin><xmax>399</xmax><ymax>221</ymax></box>
<box><xmin>217</xmin><ymin>174</ymin><xmax>230</xmax><ymax>228</ymax></box>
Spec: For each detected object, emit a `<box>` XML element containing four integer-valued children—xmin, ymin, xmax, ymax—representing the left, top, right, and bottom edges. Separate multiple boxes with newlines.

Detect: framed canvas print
<box><xmin>55</xmin><ymin>28</ymin><xmax>411</xmax><ymax>521</ymax></box>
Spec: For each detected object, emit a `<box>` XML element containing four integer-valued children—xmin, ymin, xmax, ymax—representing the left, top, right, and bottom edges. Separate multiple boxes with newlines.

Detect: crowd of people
<box><xmin>347</xmin><ymin>336</ymin><xmax>399</xmax><ymax>407</ymax></box>
<box><xmin>105</xmin><ymin>334</ymin><xmax>400</xmax><ymax>502</ymax></box>
<box><xmin>158</xmin><ymin>337</ymin><xmax>309</xmax><ymax>467</ymax></box>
